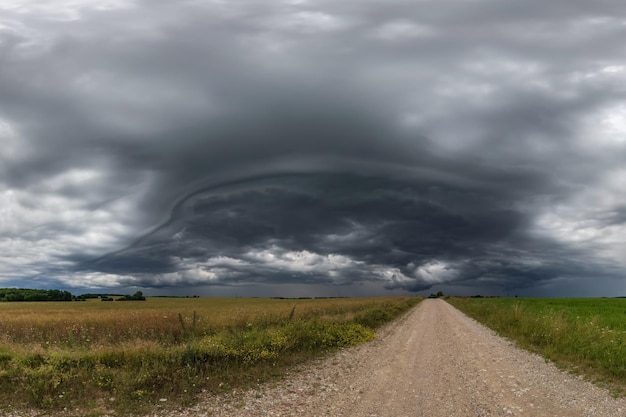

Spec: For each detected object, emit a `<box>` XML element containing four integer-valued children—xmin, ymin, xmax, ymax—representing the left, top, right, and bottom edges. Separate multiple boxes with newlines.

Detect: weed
<box><xmin>0</xmin><ymin>296</ymin><xmax>421</xmax><ymax>414</ymax></box>
<box><xmin>449</xmin><ymin>297</ymin><xmax>626</xmax><ymax>395</ymax></box>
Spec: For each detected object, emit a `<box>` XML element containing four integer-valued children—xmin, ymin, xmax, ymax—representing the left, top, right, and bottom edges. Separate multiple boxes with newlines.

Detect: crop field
<box><xmin>0</xmin><ymin>296</ymin><xmax>420</xmax><ymax>413</ymax></box>
<box><xmin>448</xmin><ymin>297</ymin><xmax>626</xmax><ymax>394</ymax></box>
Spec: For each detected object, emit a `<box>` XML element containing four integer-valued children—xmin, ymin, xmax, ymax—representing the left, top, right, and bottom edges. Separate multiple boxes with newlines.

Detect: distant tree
<box><xmin>79</xmin><ymin>293</ymin><xmax>103</xmax><ymax>299</ymax></box>
<box><xmin>6</xmin><ymin>293</ymin><xmax>24</xmax><ymax>302</ymax></box>
<box><xmin>0</xmin><ymin>288</ymin><xmax>75</xmax><ymax>302</ymax></box>
<box><xmin>117</xmin><ymin>291</ymin><xmax>146</xmax><ymax>301</ymax></box>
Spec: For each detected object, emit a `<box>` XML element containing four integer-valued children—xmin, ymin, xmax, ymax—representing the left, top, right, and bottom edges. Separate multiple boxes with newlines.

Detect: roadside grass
<box><xmin>0</xmin><ymin>296</ymin><xmax>421</xmax><ymax>414</ymax></box>
<box><xmin>448</xmin><ymin>297</ymin><xmax>626</xmax><ymax>394</ymax></box>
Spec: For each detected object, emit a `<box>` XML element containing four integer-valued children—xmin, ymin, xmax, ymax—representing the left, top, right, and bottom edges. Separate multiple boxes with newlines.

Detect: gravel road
<box><xmin>182</xmin><ymin>299</ymin><xmax>626</xmax><ymax>417</ymax></box>
<box><xmin>7</xmin><ymin>299</ymin><xmax>625</xmax><ymax>417</ymax></box>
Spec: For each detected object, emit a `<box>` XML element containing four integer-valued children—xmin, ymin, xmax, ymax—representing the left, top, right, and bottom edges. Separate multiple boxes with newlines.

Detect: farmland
<box><xmin>448</xmin><ymin>297</ymin><xmax>626</xmax><ymax>394</ymax></box>
<box><xmin>0</xmin><ymin>296</ymin><xmax>420</xmax><ymax>414</ymax></box>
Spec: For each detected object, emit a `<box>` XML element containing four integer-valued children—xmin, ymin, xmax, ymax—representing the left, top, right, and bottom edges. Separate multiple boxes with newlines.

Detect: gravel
<box><xmin>174</xmin><ymin>299</ymin><xmax>626</xmax><ymax>417</ymax></box>
<box><xmin>7</xmin><ymin>299</ymin><xmax>626</xmax><ymax>416</ymax></box>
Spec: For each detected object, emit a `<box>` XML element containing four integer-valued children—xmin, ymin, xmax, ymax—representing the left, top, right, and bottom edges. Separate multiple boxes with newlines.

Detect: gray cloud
<box><xmin>1</xmin><ymin>0</ymin><xmax>625</xmax><ymax>296</ymax></box>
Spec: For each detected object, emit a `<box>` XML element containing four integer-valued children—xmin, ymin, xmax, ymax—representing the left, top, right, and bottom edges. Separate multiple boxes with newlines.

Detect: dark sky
<box><xmin>1</xmin><ymin>0</ymin><xmax>625</xmax><ymax>297</ymax></box>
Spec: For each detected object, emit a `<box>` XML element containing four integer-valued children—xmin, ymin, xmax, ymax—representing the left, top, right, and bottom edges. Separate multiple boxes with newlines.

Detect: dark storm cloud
<box><xmin>80</xmin><ymin>170</ymin><xmax>614</xmax><ymax>293</ymax></box>
<box><xmin>1</xmin><ymin>0</ymin><xmax>625</xmax><ymax>294</ymax></box>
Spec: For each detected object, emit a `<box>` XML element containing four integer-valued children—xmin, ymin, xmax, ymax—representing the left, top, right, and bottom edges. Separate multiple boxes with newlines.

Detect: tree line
<box><xmin>0</xmin><ymin>288</ymin><xmax>147</xmax><ymax>302</ymax></box>
<box><xmin>0</xmin><ymin>288</ymin><xmax>73</xmax><ymax>302</ymax></box>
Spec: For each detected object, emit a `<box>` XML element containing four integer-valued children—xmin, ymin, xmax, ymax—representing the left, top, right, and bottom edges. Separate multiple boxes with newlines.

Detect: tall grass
<box><xmin>448</xmin><ymin>297</ymin><xmax>626</xmax><ymax>394</ymax></box>
<box><xmin>0</xmin><ymin>296</ymin><xmax>420</xmax><ymax>414</ymax></box>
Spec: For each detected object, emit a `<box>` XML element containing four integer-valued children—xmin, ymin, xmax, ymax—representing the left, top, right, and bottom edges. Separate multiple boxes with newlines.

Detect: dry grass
<box><xmin>0</xmin><ymin>296</ymin><xmax>421</xmax><ymax>414</ymax></box>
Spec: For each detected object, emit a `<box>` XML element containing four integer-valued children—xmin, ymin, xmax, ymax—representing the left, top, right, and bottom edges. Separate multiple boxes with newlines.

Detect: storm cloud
<box><xmin>1</xmin><ymin>0</ymin><xmax>625</xmax><ymax>296</ymax></box>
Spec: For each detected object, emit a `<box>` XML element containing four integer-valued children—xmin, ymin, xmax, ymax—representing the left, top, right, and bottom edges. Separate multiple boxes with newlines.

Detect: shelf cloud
<box><xmin>1</xmin><ymin>0</ymin><xmax>625</xmax><ymax>296</ymax></box>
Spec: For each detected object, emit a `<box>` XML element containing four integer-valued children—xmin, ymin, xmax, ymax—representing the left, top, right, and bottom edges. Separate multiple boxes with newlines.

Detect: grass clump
<box><xmin>448</xmin><ymin>297</ymin><xmax>626</xmax><ymax>394</ymax></box>
<box><xmin>0</xmin><ymin>296</ymin><xmax>421</xmax><ymax>414</ymax></box>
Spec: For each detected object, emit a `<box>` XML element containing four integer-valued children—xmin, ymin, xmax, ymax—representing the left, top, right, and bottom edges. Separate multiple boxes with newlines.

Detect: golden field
<box><xmin>0</xmin><ymin>296</ymin><xmax>421</xmax><ymax>414</ymax></box>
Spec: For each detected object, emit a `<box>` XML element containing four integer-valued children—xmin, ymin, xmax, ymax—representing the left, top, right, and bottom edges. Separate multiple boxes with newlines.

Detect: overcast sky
<box><xmin>1</xmin><ymin>0</ymin><xmax>625</xmax><ymax>297</ymax></box>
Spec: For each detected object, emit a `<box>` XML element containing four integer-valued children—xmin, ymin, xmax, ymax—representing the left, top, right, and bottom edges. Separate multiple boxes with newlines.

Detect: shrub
<box><xmin>0</xmin><ymin>296</ymin><xmax>421</xmax><ymax>413</ymax></box>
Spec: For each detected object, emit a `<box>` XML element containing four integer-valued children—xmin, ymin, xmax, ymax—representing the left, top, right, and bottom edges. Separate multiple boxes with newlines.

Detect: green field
<box><xmin>0</xmin><ymin>296</ymin><xmax>420</xmax><ymax>414</ymax></box>
<box><xmin>448</xmin><ymin>297</ymin><xmax>626</xmax><ymax>395</ymax></box>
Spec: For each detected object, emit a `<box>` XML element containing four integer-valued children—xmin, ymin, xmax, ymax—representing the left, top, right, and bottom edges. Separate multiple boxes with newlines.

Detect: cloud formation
<box><xmin>1</xmin><ymin>0</ymin><xmax>625</xmax><ymax>296</ymax></box>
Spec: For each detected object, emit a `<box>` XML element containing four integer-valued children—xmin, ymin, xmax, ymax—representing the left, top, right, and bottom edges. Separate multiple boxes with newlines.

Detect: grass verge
<box><xmin>448</xmin><ymin>297</ymin><xmax>626</xmax><ymax>395</ymax></box>
<box><xmin>0</xmin><ymin>296</ymin><xmax>421</xmax><ymax>414</ymax></box>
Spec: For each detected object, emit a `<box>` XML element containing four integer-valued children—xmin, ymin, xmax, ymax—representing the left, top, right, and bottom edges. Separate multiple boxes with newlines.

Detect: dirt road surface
<box><xmin>176</xmin><ymin>299</ymin><xmax>626</xmax><ymax>417</ymax></box>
